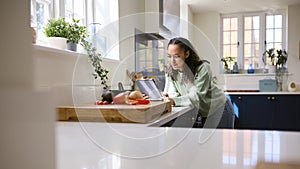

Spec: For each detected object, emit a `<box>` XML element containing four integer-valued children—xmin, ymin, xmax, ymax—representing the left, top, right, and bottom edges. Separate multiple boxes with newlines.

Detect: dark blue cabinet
<box><xmin>273</xmin><ymin>95</ymin><xmax>300</xmax><ymax>130</ymax></box>
<box><xmin>229</xmin><ymin>94</ymin><xmax>300</xmax><ymax>131</ymax></box>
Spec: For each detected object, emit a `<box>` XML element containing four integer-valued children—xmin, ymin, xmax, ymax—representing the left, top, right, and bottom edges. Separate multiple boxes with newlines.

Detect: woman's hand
<box><xmin>163</xmin><ymin>93</ymin><xmax>175</xmax><ymax>106</ymax></box>
<box><xmin>142</xmin><ymin>93</ymin><xmax>149</xmax><ymax>100</ymax></box>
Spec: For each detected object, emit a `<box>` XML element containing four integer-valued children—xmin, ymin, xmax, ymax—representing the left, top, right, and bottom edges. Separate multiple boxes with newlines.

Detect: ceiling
<box><xmin>183</xmin><ymin>0</ymin><xmax>300</xmax><ymax>14</ymax></box>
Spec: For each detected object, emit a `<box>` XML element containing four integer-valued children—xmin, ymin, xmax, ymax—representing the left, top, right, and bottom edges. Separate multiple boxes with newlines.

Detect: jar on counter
<box><xmin>232</xmin><ymin>62</ymin><xmax>239</xmax><ymax>74</ymax></box>
<box><xmin>247</xmin><ymin>64</ymin><xmax>255</xmax><ymax>74</ymax></box>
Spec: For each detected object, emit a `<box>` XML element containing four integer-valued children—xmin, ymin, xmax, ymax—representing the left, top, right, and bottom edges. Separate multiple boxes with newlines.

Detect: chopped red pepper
<box><xmin>128</xmin><ymin>100</ymin><xmax>139</xmax><ymax>105</ymax></box>
<box><xmin>136</xmin><ymin>99</ymin><xmax>150</xmax><ymax>104</ymax></box>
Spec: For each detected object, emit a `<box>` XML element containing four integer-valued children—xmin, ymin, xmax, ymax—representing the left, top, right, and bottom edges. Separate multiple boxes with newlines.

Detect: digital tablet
<box><xmin>135</xmin><ymin>79</ymin><xmax>164</xmax><ymax>101</ymax></box>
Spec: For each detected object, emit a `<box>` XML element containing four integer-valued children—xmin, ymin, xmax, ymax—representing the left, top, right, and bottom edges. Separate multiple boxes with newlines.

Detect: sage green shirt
<box><xmin>164</xmin><ymin>62</ymin><xmax>226</xmax><ymax>117</ymax></box>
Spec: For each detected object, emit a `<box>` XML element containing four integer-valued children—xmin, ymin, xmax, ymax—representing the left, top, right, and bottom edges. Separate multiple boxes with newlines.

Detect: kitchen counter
<box><xmin>56</xmin><ymin>122</ymin><xmax>300</xmax><ymax>169</ymax></box>
<box><xmin>57</xmin><ymin>104</ymin><xmax>193</xmax><ymax>127</ymax></box>
<box><xmin>85</xmin><ymin>106</ymin><xmax>193</xmax><ymax>128</ymax></box>
<box><xmin>226</xmin><ymin>91</ymin><xmax>300</xmax><ymax>95</ymax></box>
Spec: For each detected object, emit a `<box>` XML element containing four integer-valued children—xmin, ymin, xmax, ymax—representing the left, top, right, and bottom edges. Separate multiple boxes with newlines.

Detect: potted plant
<box><xmin>43</xmin><ymin>17</ymin><xmax>69</xmax><ymax>49</ymax></box>
<box><xmin>276</xmin><ymin>49</ymin><xmax>288</xmax><ymax>68</ymax></box>
<box><xmin>263</xmin><ymin>48</ymin><xmax>276</xmax><ymax>73</ymax></box>
<box><xmin>275</xmin><ymin>49</ymin><xmax>288</xmax><ymax>91</ymax></box>
<box><xmin>66</xmin><ymin>18</ymin><xmax>87</xmax><ymax>51</ymax></box>
<box><xmin>263</xmin><ymin>48</ymin><xmax>288</xmax><ymax>74</ymax></box>
<box><xmin>221</xmin><ymin>56</ymin><xmax>235</xmax><ymax>73</ymax></box>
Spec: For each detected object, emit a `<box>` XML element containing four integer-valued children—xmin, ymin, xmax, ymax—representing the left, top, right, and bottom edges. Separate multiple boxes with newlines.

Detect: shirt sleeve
<box><xmin>163</xmin><ymin>74</ymin><xmax>180</xmax><ymax>98</ymax></box>
<box><xmin>172</xmin><ymin>63</ymin><xmax>211</xmax><ymax>108</ymax></box>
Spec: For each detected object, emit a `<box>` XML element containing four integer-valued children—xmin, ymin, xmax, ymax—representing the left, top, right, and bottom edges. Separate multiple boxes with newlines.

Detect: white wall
<box><xmin>119</xmin><ymin>0</ymin><xmax>145</xmax><ymax>62</ymax></box>
<box><xmin>118</xmin><ymin>0</ymin><xmax>145</xmax><ymax>87</ymax></box>
<box><xmin>193</xmin><ymin>12</ymin><xmax>220</xmax><ymax>76</ymax></box>
<box><xmin>0</xmin><ymin>0</ymin><xmax>55</xmax><ymax>169</ymax></box>
<box><xmin>145</xmin><ymin>0</ymin><xmax>159</xmax><ymax>33</ymax></box>
<box><xmin>1</xmin><ymin>1</ymin><xmax>33</xmax><ymax>90</ymax></box>
<box><xmin>33</xmin><ymin>45</ymin><xmax>132</xmax><ymax>105</ymax></box>
<box><xmin>288</xmin><ymin>4</ymin><xmax>300</xmax><ymax>90</ymax></box>
<box><xmin>180</xmin><ymin>2</ymin><xmax>194</xmax><ymax>40</ymax></box>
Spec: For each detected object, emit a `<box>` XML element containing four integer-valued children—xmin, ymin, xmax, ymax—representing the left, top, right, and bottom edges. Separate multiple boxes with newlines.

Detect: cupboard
<box><xmin>229</xmin><ymin>93</ymin><xmax>300</xmax><ymax>131</ymax></box>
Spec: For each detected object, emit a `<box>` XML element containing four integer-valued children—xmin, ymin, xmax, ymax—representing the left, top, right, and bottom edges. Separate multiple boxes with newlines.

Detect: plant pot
<box><xmin>67</xmin><ymin>41</ymin><xmax>77</xmax><ymax>51</ymax></box>
<box><xmin>46</xmin><ymin>37</ymin><xmax>67</xmax><ymax>50</ymax></box>
<box><xmin>268</xmin><ymin>65</ymin><xmax>276</xmax><ymax>74</ymax></box>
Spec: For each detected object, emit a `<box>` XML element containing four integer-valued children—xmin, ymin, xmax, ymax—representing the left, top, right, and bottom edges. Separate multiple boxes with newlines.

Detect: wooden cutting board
<box><xmin>56</xmin><ymin>100</ymin><xmax>171</xmax><ymax>123</ymax></box>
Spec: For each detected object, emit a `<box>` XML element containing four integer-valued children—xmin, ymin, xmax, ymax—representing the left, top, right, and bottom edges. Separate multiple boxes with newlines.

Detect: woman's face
<box><xmin>167</xmin><ymin>44</ymin><xmax>189</xmax><ymax>71</ymax></box>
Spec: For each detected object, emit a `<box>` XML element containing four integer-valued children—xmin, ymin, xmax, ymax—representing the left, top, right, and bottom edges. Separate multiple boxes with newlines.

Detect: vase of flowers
<box><xmin>221</xmin><ymin>56</ymin><xmax>236</xmax><ymax>73</ymax></box>
<box><xmin>275</xmin><ymin>49</ymin><xmax>288</xmax><ymax>91</ymax></box>
<box><xmin>263</xmin><ymin>48</ymin><xmax>288</xmax><ymax>91</ymax></box>
<box><xmin>263</xmin><ymin>48</ymin><xmax>276</xmax><ymax>73</ymax></box>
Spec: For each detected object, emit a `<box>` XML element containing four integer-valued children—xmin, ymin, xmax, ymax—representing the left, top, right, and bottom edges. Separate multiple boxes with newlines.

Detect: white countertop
<box><xmin>226</xmin><ymin>92</ymin><xmax>300</xmax><ymax>95</ymax></box>
<box><xmin>56</xmin><ymin>122</ymin><xmax>300</xmax><ymax>169</ymax></box>
<box><xmin>147</xmin><ymin>106</ymin><xmax>193</xmax><ymax>127</ymax></box>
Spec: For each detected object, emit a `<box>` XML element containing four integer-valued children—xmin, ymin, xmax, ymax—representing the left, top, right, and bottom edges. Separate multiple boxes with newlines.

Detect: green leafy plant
<box><xmin>263</xmin><ymin>48</ymin><xmax>288</xmax><ymax>68</ymax></box>
<box><xmin>276</xmin><ymin>49</ymin><xmax>288</xmax><ymax>68</ymax></box>
<box><xmin>263</xmin><ymin>48</ymin><xmax>276</xmax><ymax>66</ymax></box>
<box><xmin>66</xmin><ymin>18</ymin><xmax>86</xmax><ymax>44</ymax></box>
<box><xmin>275</xmin><ymin>49</ymin><xmax>288</xmax><ymax>91</ymax></box>
<box><xmin>80</xmin><ymin>38</ymin><xmax>109</xmax><ymax>89</ymax></box>
<box><xmin>43</xmin><ymin>17</ymin><xmax>69</xmax><ymax>38</ymax></box>
<box><xmin>221</xmin><ymin>56</ymin><xmax>235</xmax><ymax>70</ymax></box>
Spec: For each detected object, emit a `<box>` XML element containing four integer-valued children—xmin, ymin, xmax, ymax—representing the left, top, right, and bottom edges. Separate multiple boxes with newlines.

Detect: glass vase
<box><xmin>275</xmin><ymin>67</ymin><xmax>288</xmax><ymax>92</ymax></box>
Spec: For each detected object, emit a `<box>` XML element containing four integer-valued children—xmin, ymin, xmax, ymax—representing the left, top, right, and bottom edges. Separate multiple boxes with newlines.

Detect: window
<box><xmin>135</xmin><ymin>40</ymin><xmax>166</xmax><ymax>74</ymax></box>
<box><xmin>221</xmin><ymin>11</ymin><xmax>286</xmax><ymax>71</ymax></box>
<box><xmin>31</xmin><ymin>0</ymin><xmax>119</xmax><ymax>60</ymax></box>
<box><xmin>32</xmin><ymin>0</ymin><xmax>87</xmax><ymax>42</ymax></box>
<box><xmin>135</xmin><ymin>31</ymin><xmax>167</xmax><ymax>90</ymax></box>
<box><xmin>63</xmin><ymin>0</ymin><xmax>86</xmax><ymax>25</ymax></box>
<box><xmin>222</xmin><ymin>17</ymin><xmax>238</xmax><ymax>70</ymax></box>
<box><xmin>266</xmin><ymin>14</ymin><xmax>283</xmax><ymax>50</ymax></box>
<box><xmin>31</xmin><ymin>0</ymin><xmax>52</xmax><ymax>40</ymax></box>
<box><xmin>244</xmin><ymin>16</ymin><xmax>260</xmax><ymax>69</ymax></box>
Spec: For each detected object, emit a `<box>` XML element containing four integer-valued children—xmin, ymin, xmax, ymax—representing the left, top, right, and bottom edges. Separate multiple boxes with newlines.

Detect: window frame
<box><xmin>32</xmin><ymin>0</ymin><xmax>119</xmax><ymax>60</ymax></box>
<box><xmin>33</xmin><ymin>0</ymin><xmax>53</xmax><ymax>40</ymax></box>
<box><xmin>221</xmin><ymin>15</ymin><xmax>240</xmax><ymax>70</ymax></box>
<box><xmin>220</xmin><ymin>10</ymin><xmax>287</xmax><ymax>72</ymax></box>
<box><xmin>59</xmin><ymin>0</ymin><xmax>88</xmax><ymax>26</ymax></box>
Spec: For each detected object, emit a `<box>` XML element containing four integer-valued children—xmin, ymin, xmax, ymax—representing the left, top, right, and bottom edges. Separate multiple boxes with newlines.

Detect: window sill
<box><xmin>33</xmin><ymin>44</ymin><xmax>78</xmax><ymax>55</ymax></box>
<box><xmin>221</xmin><ymin>73</ymin><xmax>293</xmax><ymax>77</ymax></box>
<box><xmin>32</xmin><ymin>44</ymin><xmax>119</xmax><ymax>62</ymax></box>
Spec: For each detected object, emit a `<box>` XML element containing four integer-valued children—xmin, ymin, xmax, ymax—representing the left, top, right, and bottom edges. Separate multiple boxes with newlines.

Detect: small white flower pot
<box><xmin>46</xmin><ymin>37</ymin><xmax>67</xmax><ymax>50</ymax></box>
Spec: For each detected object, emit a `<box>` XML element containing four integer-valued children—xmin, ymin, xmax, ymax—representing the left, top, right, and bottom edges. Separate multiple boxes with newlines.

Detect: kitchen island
<box><xmin>56</xmin><ymin>93</ymin><xmax>300</xmax><ymax>168</ymax></box>
<box><xmin>56</xmin><ymin>102</ymin><xmax>193</xmax><ymax>127</ymax></box>
<box><xmin>56</xmin><ymin>121</ymin><xmax>300</xmax><ymax>169</ymax></box>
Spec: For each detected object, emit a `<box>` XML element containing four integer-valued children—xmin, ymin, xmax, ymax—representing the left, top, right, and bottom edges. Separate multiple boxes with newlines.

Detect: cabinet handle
<box><xmin>267</xmin><ymin>96</ymin><xmax>276</xmax><ymax>100</ymax></box>
<box><xmin>238</xmin><ymin>96</ymin><xmax>242</xmax><ymax>100</ymax></box>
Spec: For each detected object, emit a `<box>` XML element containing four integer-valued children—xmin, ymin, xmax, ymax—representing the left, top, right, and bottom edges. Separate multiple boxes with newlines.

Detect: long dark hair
<box><xmin>166</xmin><ymin>37</ymin><xmax>203</xmax><ymax>83</ymax></box>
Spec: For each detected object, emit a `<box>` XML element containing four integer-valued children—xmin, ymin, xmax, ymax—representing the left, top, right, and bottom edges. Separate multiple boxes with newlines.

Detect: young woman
<box><xmin>163</xmin><ymin>37</ymin><xmax>234</xmax><ymax>128</ymax></box>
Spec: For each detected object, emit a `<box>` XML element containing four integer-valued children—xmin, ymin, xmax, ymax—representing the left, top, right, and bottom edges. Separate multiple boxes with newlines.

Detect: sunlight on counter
<box><xmin>222</xmin><ymin>130</ymin><xmax>283</xmax><ymax>168</ymax></box>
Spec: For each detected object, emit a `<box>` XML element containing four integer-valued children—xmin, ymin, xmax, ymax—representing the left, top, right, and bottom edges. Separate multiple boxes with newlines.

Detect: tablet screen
<box><xmin>135</xmin><ymin>79</ymin><xmax>163</xmax><ymax>100</ymax></box>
